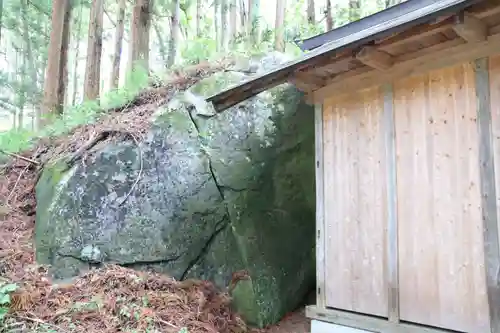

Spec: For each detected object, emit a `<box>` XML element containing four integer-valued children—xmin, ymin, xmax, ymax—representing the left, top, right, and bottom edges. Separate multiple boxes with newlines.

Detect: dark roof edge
<box><xmin>296</xmin><ymin>0</ymin><xmax>465</xmax><ymax>52</ymax></box>
<box><xmin>207</xmin><ymin>0</ymin><xmax>478</xmax><ymax>112</ymax></box>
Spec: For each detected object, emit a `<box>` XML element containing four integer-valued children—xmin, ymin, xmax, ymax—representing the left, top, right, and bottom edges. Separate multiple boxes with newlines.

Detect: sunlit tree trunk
<box><xmin>15</xmin><ymin>50</ymin><xmax>24</xmax><ymax>129</ymax></box>
<box><xmin>248</xmin><ymin>0</ymin><xmax>260</xmax><ymax>45</ymax></box>
<box><xmin>84</xmin><ymin>0</ymin><xmax>103</xmax><ymax>100</ymax></box>
<box><xmin>196</xmin><ymin>0</ymin><xmax>202</xmax><ymax>37</ymax></box>
<box><xmin>59</xmin><ymin>2</ymin><xmax>71</xmax><ymax>107</ymax></box>
<box><xmin>0</xmin><ymin>0</ymin><xmax>3</xmax><ymax>46</ymax></box>
<box><xmin>307</xmin><ymin>0</ymin><xmax>315</xmax><ymax>24</ymax></box>
<box><xmin>386</xmin><ymin>0</ymin><xmax>402</xmax><ymax>8</ymax></box>
<box><xmin>349</xmin><ymin>0</ymin><xmax>361</xmax><ymax>22</ymax></box>
<box><xmin>325</xmin><ymin>0</ymin><xmax>333</xmax><ymax>30</ymax></box>
<box><xmin>229</xmin><ymin>0</ymin><xmax>237</xmax><ymax>42</ymax></box>
<box><xmin>239</xmin><ymin>0</ymin><xmax>246</xmax><ymax>31</ymax></box>
<box><xmin>274</xmin><ymin>0</ymin><xmax>285</xmax><ymax>51</ymax></box>
<box><xmin>220</xmin><ymin>0</ymin><xmax>228</xmax><ymax>50</ymax></box>
<box><xmin>110</xmin><ymin>0</ymin><xmax>126</xmax><ymax>90</ymax></box>
<box><xmin>128</xmin><ymin>0</ymin><xmax>153</xmax><ymax>75</ymax></box>
<box><xmin>42</xmin><ymin>0</ymin><xmax>71</xmax><ymax>123</ymax></box>
<box><xmin>167</xmin><ymin>0</ymin><xmax>180</xmax><ymax>67</ymax></box>
<box><xmin>153</xmin><ymin>20</ymin><xmax>168</xmax><ymax>62</ymax></box>
<box><xmin>20</xmin><ymin>0</ymin><xmax>39</xmax><ymax>109</ymax></box>
<box><xmin>214</xmin><ymin>0</ymin><xmax>220</xmax><ymax>52</ymax></box>
<box><xmin>72</xmin><ymin>5</ymin><xmax>83</xmax><ymax>105</ymax></box>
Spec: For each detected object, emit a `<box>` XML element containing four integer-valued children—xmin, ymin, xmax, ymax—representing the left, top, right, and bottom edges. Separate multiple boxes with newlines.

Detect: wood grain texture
<box><xmin>483</xmin><ymin>55</ymin><xmax>500</xmax><ymax>333</ymax></box>
<box><xmin>393</xmin><ymin>62</ymin><xmax>490</xmax><ymax>332</ymax></box>
<box><xmin>323</xmin><ymin>87</ymin><xmax>388</xmax><ymax>317</ymax></box>
<box><xmin>383</xmin><ymin>83</ymin><xmax>399</xmax><ymax>323</ymax></box>
<box><xmin>315</xmin><ymin>104</ymin><xmax>326</xmax><ymax>309</ymax></box>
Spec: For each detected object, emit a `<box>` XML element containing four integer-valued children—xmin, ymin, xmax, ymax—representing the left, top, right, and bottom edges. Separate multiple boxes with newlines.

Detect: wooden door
<box><xmin>323</xmin><ymin>88</ymin><xmax>388</xmax><ymax>317</ymax></box>
<box><xmin>393</xmin><ymin>62</ymin><xmax>490</xmax><ymax>332</ymax></box>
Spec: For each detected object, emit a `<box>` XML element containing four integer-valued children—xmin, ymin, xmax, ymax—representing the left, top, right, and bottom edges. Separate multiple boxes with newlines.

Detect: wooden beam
<box><xmin>306</xmin><ymin>306</ymin><xmax>462</xmax><ymax>333</ymax></box>
<box><xmin>452</xmin><ymin>12</ymin><xmax>487</xmax><ymax>42</ymax></box>
<box><xmin>293</xmin><ymin>71</ymin><xmax>327</xmax><ymax>88</ymax></box>
<box><xmin>309</xmin><ymin>30</ymin><xmax>500</xmax><ymax>104</ymax></box>
<box><xmin>469</xmin><ymin>1</ymin><xmax>500</xmax><ymax>19</ymax></box>
<box><xmin>474</xmin><ymin>58</ymin><xmax>500</xmax><ymax>333</ymax></box>
<box><xmin>288</xmin><ymin>78</ymin><xmax>316</xmax><ymax>92</ymax></box>
<box><xmin>382</xmin><ymin>83</ymin><xmax>399</xmax><ymax>323</ymax></box>
<box><xmin>310</xmin><ymin>56</ymin><xmax>354</xmax><ymax>76</ymax></box>
<box><xmin>356</xmin><ymin>46</ymin><xmax>394</xmax><ymax>70</ymax></box>
<box><xmin>378</xmin><ymin>3</ymin><xmax>499</xmax><ymax>52</ymax></box>
<box><xmin>377</xmin><ymin>16</ymin><xmax>454</xmax><ymax>51</ymax></box>
<box><xmin>315</xmin><ymin>104</ymin><xmax>326</xmax><ymax>309</ymax></box>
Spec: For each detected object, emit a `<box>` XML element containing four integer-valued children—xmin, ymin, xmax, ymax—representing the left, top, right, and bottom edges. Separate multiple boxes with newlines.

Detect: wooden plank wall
<box><xmin>323</xmin><ymin>88</ymin><xmax>388</xmax><ymax>317</ymax></box>
<box><xmin>486</xmin><ymin>55</ymin><xmax>500</xmax><ymax>333</ymax></box>
<box><xmin>321</xmin><ymin>57</ymin><xmax>500</xmax><ymax>333</ymax></box>
<box><xmin>393</xmin><ymin>63</ymin><xmax>490</xmax><ymax>332</ymax></box>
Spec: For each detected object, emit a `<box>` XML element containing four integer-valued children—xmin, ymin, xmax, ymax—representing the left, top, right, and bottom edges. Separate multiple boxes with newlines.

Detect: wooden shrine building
<box><xmin>207</xmin><ymin>0</ymin><xmax>500</xmax><ymax>332</ymax></box>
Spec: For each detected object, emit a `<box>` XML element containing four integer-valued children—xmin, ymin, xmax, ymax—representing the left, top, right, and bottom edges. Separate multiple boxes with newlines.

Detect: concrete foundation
<box><xmin>311</xmin><ymin>320</ymin><xmax>377</xmax><ymax>333</ymax></box>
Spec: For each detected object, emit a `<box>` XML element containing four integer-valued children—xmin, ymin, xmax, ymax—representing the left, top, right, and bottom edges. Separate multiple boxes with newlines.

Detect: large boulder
<box><xmin>35</xmin><ymin>53</ymin><xmax>316</xmax><ymax>328</ymax></box>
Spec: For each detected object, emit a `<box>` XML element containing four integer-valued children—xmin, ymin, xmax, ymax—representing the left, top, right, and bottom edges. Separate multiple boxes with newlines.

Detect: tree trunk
<box><xmin>248</xmin><ymin>0</ymin><xmax>260</xmax><ymax>44</ymax></box>
<box><xmin>307</xmin><ymin>0</ymin><xmax>315</xmax><ymax>24</ymax></box>
<box><xmin>196</xmin><ymin>0</ymin><xmax>202</xmax><ymax>37</ymax></box>
<box><xmin>128</xmin><ymin>0</ymin><xmax>153</xmax><ymax>75</ymax></box>
<box><xmin>0</xmin><ymin>0</ymin><xmax>3</xmax><ymax>46</ymax></box>
<box><xmin>84</xmin><ymin>0</ymin><xmax>103</xmax><ymax>100</ymax></box>
<box><xmin>41</xmin><ymin>0</ymin><xmax>71</xmax><ymax>123</ymax></box>
<box><xmin>325</xmin><ymin>0</ymin><xmax>333</xmax><ymax>30</ymax></box>
<box><xmin>214</xmin><ymin>0</ymin><xmax>220</xmax><ymax>52</ymax></box>
<box><xmin>239</xmin><ymin>0</ymin><xmax>246</xmax><ymax>31</ymax></box>
<box><xmin>349</xmin><ymin>0</ymin><xmax>361</xmax><ymax>22</ymax></box>
<box><xmin>59</xmin><ymin>3</ymin><xmax>71</xmax><ymax>107</ymax></box>
<box><xmin>72</xmin><ymin>6</ymin><xmax>83</xmax><ymax>105</ymax></box>
<box><xmin>220</xmin><ymin>0</ymin><xmax>229</xmax><ymax>50</ymax></box>
<box><xmin>110</xmin><ymin>0</ymin><xmax>126</xmax><ymax>90</ymax></box>
<box><xmin>274</xmin><ymin>0</ymin><xmax>285</xmax><ymax>52</ymax></box>
<box><xmin>229</xmin><ymin>0</ymin><xmax>237</xmax><ymax>42</ymax></box>
<box><xmin>15</xmin><ymin>50</ymin><xmax>24</xmax><ymax>129</ymax></box>
<box><xmin>20</xmin><ymin>0</ymin><xmax>39</xmax><ymax>105</ymax></box>
<box><xmin>386</xmin><ymin>0</ymin><xmax>402</xmax><ymax>8</ymax></box>
<box><xmin>153</xmin><ymin>20</ymin><xmax>168</xmax><ymax>62</ymax></box>
<box><xmin>167</xmin><ymin>0</ymin><xmax>180</xmax><ymax>68</ymax></box>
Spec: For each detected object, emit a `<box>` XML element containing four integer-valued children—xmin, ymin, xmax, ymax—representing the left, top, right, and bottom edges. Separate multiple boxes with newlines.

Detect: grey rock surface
<box><xmin>35</xmin><ymin>52</ymin><xmax>316</xmax><ymax>328</ymax></box>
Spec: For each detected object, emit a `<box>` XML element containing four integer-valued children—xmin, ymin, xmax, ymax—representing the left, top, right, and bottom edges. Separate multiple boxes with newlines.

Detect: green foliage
<box><xmin>0</xmin><ymin>282</ymin><xmax>18</xmax><ymax>322</ymax></box>
<box><xmin>0</xmin><ymin>66</ymin><xmax>150</xmax><ymax>155</ymax></box>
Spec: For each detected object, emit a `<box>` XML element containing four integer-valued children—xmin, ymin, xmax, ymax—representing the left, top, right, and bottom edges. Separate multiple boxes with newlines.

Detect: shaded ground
<box><xmin>264</xmin><ymin>309</ymin><xmax>310</xmax><ymax>333</ymax></box>
<box><xmin>0</xmin><ymin>62</ymin><xmax>312</xmax><ymax>333</ymax></box>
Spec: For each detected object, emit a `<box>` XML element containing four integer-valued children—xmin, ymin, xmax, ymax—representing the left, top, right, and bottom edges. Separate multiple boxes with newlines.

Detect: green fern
<box><xmin>0</xmin><ymin>283</ymin><xmax>18</xmax><ymax>322</ymax></box>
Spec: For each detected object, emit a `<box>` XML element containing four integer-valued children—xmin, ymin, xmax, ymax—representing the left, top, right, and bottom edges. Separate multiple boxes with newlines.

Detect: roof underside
<box><xmin>207</xmin><ymin>0</ymin><xmax>500</xmax><ymax>112</ymax></box>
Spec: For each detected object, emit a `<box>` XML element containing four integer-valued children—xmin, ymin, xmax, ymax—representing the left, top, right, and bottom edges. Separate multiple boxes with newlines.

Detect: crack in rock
<box><xmin>180</xmin><ymin>215</ymin><xmax>229</xmax><ymax>280</ymax></box>
<box><xmin>57</xmin><ymin>251</ymin><xmax>183</xmax><ymax>267</ymax></box>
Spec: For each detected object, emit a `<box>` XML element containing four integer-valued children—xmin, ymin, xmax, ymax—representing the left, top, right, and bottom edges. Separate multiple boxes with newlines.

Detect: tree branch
<box><xmin>26</xmin><ymin>0</ymin><xmax>50</xmax><ymax>17</ymax></box>
<box><xmin>103</xmin><ymin>7</ymin><xmax>116</xmax><ymax>27</ymax></box>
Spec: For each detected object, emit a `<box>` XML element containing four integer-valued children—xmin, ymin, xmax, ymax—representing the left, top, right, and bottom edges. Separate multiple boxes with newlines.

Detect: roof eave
<box><xmin>207</xmin><ymin>0</ymin><xmax>480</xmax><ymax>112</ymax></box>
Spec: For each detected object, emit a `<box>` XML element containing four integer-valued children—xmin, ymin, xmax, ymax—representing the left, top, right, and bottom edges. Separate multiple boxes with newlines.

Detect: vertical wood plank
<box><xmin>315</xmin><ymin>103</ymin><xmax>326</xmax><ymax>309</ymax></box>
<box><xmin>475</xmin><ymin>57</ymin><xmax>500</xmax><ymax>333</ymax></box>
<box><xmin>323</xmin><ymin>88</ymin><xmax>388</xmax><ymax>317</ymax></box>
<box><xmin>395</xmin><ymin>63</ymin><xmax>489</xmax><ymax>332</ymax></box>
<box><xmin>383</xmin><ymin>83</ymin><xmax>399</xmax><ymax>323</ymax></box>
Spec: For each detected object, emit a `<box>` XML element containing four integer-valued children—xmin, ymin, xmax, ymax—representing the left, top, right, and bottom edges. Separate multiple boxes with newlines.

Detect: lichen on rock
<box><xmin>35</xmin><ymin>52</ymin><xmax>315</xmax><ymax>328</ymax></box>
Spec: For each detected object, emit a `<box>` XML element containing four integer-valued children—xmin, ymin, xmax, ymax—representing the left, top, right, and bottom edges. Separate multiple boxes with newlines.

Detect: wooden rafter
<box><xmin>452</xmin><ymin>11</ymin><xmax>488</xmax><ymax>42</ymax></box>
<box><xmin>309</xmin><ymin>28</ymin><xmax>500</xmax><ymax>103</ymax></box>
<box><xmin>291</xmin><ymin>71</ymin><xmax>327</xmax><ymax>90</ymax></box>
<box><xmin>355</xmin><ymin>46</ymin><xmax>394</xmax><ymax>70</ymax></box>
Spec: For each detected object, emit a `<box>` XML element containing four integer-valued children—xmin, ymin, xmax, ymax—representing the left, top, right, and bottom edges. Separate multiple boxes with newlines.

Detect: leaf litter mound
<box><xmin>0</xmin><ymin>60</ymin><xmax>270</xmax><ymax>333</ymax></box>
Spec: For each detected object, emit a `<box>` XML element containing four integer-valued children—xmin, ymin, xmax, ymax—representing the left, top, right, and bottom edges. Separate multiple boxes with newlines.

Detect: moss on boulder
<box><xmin>35</xmin><ymin>53</ymin><xmax>315</xmax><ymax>328</ymax></box>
